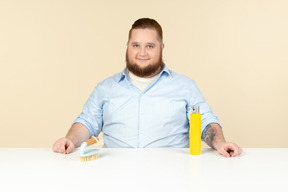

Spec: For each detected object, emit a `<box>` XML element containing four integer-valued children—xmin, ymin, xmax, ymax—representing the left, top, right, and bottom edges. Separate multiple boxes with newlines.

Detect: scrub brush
<box><xmin>80</xmin><ymin>132</ymin><xmax>104</xmax><ymax>162</ymax></box>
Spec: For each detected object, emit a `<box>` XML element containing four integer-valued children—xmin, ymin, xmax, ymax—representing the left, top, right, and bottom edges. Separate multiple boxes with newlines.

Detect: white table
<box><xmin>0</xmin><ymin>148</ymin><xmax>287</xmax><ymax>192</ymax></box>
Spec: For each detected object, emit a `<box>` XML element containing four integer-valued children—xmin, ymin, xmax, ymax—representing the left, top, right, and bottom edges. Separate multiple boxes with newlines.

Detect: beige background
<box><xmin>1</xmin><ymin>0</ymin><xmax>287</xmax><ymax>148</ymax></box>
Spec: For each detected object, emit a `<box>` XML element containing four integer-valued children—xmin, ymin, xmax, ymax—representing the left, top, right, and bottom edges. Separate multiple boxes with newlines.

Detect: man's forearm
<box><xmin>66</xmin><ymin>123</ymin><xmax>90</xmax><ymax>148</ymax></box>
<box><xmin>202</xmin><ymin>123</ymin><xmax>226</xmax><ymax>150</ymax></box>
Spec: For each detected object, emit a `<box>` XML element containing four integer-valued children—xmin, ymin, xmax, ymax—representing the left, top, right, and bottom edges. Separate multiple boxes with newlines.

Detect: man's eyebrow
<box><xmin>131</xmin><ymin>42</ymin><xmax>156</xmax><ymax>45</ymax></box>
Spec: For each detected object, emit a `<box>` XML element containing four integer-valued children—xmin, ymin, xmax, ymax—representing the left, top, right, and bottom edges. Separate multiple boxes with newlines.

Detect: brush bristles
<box><xmin>80</xmin><ymin>153</ymin><xmax>99</xmax><ymax>162</ymax></box>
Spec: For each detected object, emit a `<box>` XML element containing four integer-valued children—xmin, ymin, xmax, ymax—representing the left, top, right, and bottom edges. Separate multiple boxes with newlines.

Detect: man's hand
<box><xmin>52</xmin><ymin>123</ymin><xmax>90</xmax><ymax>154</ymax></box>
<box><xmin>52</xmin><ymin>137</ymin><xmax>75</xmax><ymax>154</ymax></box>
<box><xmin>214</xmin><ymin>141</ymin><xmax>242</xmax><ymax>158</ymax></box>
<box><xmin>203</xmin><ymin>123</ymin><xmax>242</xmax><ymax>158</ymax></box>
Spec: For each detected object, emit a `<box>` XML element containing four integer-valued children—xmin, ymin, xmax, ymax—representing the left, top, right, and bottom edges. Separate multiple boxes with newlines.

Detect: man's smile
<box><xmin>137</xmin><ymin>58</ymin><xmax>149</xmax><ymax>62</ymax></box>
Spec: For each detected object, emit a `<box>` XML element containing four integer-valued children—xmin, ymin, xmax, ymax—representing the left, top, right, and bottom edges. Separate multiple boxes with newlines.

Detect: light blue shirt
<box><xmin>73</xmin><ymin>65</ymin><xmax>221</xmax><ymax>148</ymax></box>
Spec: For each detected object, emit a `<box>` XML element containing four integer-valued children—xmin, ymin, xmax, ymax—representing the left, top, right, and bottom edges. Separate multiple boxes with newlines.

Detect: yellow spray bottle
<box><xmin>190</xmin><ymin>106</ymin><xmax>201</xmax><ymax>155</ymax></box>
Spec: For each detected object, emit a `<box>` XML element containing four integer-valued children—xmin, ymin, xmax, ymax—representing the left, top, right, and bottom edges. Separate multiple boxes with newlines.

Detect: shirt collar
<box><xmin>118</xmin><ymin>64</ymin><xmax>172</xmax><ymax>83</ymax></box>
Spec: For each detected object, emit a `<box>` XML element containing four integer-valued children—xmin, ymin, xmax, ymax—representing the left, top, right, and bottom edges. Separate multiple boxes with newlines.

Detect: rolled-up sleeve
<box><xmin>73</xmin><ymin>86</ymin><xmax>103</xmax><ymax>137</ymax></box>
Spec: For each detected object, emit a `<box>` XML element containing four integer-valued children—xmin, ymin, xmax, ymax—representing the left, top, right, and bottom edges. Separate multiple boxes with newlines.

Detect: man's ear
<box><xmin>162</xmin><ymin>43</ymin><xmax>165</xmax><ymax>49</ymax></box>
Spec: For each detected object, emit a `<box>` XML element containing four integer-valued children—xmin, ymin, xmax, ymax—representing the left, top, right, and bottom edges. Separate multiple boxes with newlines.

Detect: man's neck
<box><xmin>129</xmin><ymin>71</ymin><xmax>160</xmax><ymax>92</ymax></box>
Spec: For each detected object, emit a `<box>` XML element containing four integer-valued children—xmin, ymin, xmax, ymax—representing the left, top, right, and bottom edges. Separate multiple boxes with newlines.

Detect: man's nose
<box><xmin>139</xmin><ymin>47</ymin><xmax>147</xmax><ymax>56</ymax></box>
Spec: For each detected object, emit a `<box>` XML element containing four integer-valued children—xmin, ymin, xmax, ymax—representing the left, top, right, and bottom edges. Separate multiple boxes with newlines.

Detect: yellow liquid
<box><xmin>190</xmin><ymin>113</ymin><xmax>201</xmax><ymax>155</ymax></box>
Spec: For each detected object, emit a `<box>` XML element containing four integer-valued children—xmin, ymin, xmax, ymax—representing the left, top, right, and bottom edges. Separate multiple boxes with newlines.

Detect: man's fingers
<box><xmin>218</xmin><ymin>148</ymin><xmax>231</xmax><ymax>157</ymax></box>
<box><xmin>223</xmin><ymin>143</ymin><xmax>242</xmax><ymax>157</ymax></box>
<box><xmin>65</xmin><ymin>142</ymin><xmax>74</xmax><ymax>154</ymax></box>
<box><xmin>59</xmin><ymin>139</ymin><xmax>67</xmax><ymax>154</ymax></box>
<box><xmin>230</xmin><ymin>146</ymin><xmax>242</xmax><ymax>157</ymax></box>
<box><xmin>216</xmin><ymin>142</ymin><xmax>242</xmax><ymax>158</ymax></box>
<box><xmin>52</xmin><ymin>138</ymin><xmax>72</xmax><ymax>154</ymax></box>
<box><xmin>52</xmin><ymin>140</ymin><xmax>62</xmax><ymax>153</ymax></box>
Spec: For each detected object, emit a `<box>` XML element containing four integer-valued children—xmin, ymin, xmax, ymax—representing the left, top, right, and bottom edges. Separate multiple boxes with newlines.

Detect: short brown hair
<box><xmin>128</xmin><ymin>18</ymin><xmax>163</xmax><ymax>42</ymax></box>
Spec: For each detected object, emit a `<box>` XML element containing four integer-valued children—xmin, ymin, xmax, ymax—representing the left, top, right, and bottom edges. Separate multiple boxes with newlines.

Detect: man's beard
<box><xmin>126</xmin><ymin>50</ymin><xmax>163</xmax><ymax>78</ymax></box>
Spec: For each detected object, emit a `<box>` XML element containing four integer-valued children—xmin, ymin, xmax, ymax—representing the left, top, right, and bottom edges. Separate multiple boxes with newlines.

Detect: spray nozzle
<box><xmin>190</xmin><ymin>106</ymin><xmax>200</xmax><ymax>113</ymax></box>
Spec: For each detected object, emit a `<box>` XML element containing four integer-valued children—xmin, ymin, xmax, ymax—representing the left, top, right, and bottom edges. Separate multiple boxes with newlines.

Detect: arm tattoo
<box><xmin>203</xmin><ymin>124</ymin><xmax>217</xmax><ymax>149</ymax></box>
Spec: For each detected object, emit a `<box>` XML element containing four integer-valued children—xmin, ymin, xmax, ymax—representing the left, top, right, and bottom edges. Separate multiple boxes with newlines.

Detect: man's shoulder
<box><xmin>168</xmin><ymin>69</ymin><xmax>196</xmax><ymax>85</ymax></box>
<box><xmin>95</xmin><ymin>72</ymin><xmax>122</xmax><ymax>88</ymax></box>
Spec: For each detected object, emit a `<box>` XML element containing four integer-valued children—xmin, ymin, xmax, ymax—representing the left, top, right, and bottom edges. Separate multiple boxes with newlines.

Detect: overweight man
<box><xmin>53</xmin><ymin>18</ymin><xmax>242</xmax><ymax>157</ymax></box>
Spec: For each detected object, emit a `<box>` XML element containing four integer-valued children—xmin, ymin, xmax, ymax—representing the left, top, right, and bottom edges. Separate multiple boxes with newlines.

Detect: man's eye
<box><xmin>147</xmin><ymin>45</ymin><xmax>153</xmax><ymax>48</ymax></box>
<box><xmin>133</xmin><ymin>44</ymin><xmax>139</xmax><ymax>48</ymax></box>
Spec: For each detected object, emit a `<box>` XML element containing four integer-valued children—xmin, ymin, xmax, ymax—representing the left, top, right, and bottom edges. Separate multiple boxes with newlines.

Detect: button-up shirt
<box><xmin>73</xmin><ymin>65</ymin><xmax>221</xmax><ymax>148</ymax></box>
